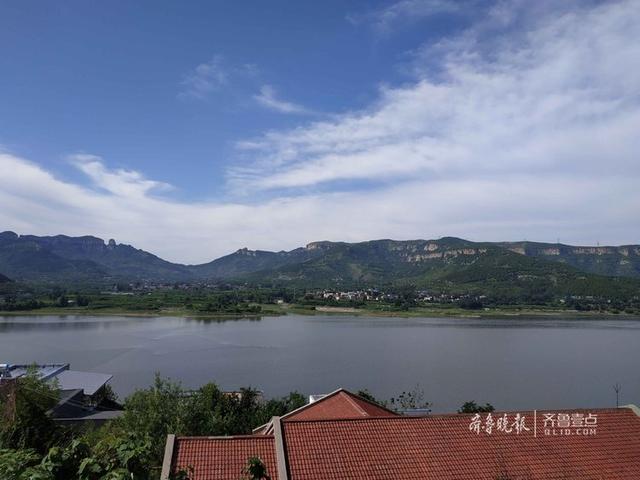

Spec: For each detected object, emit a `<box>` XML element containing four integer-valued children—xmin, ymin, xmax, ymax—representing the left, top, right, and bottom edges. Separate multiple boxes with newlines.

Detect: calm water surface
<box><xmin>1</xmin><ymin>314</ymin><xmax>638</xmax><ymax>412</ymax></box>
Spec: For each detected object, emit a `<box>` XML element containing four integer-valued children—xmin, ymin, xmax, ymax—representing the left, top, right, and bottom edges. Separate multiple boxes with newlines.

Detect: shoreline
<box><xmin>0</xmin><ymin>309</ymin><xmax>278</xmax><ymax>320</ymax></box>
<box><xmin>1</xmin><ymin>304</ymin><xmax>639</xmax><ymax>320</ymax></box>
<box><xmin>290</xmin><ymin>306</ymin><xmax>640</xmax><ymax>320</ymax></box>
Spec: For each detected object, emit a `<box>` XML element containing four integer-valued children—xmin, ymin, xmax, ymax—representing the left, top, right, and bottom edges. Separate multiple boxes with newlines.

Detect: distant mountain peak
<box><xmin>1</xmin><ymin>232</ymin><xmax>639</xmax><ymax>287</ymax></box>
<box><xmin>305</xmin><ymin>241</ymin><xmax>341</xmax><ymax>250</ymax></box>
<box><xmin>235</xmin><ymin>247</ymin><xmax>257</xmax><ymax>256</ymax></box>
<box><xmin>0</xmin><ymin>231</ymin><xmax>189</xmax><ymax>283</ymax></box>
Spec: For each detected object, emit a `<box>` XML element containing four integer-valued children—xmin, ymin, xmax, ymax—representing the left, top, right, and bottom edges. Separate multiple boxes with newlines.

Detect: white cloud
<box><xmin>179</xmin><ymin>56</ymin><xmax>229</xmax><ymax>99</ymax></box>
<box><xmin>232</xmin><ymin>1</ymin><xmax>640</xmax><ymax>192</ymax></box>
<box><xmin>253</xmin><ymin>85</ymin><xmax>312</xmax><ymax>115</ymax></box>
<box><xmin>348</xmin><ymin>0</ymin><xmax>461</xmax><ymax>33</ymax></box>
<box><xmin>1</xmin><ymin>151</ymin><xmax>638</xmax><ymax>264</ymax></box>
<box><xmin>69</xmin><ymin>154</ymin><xmax>173</xmax><ymax>197</ymax></box>
<box><xmin>2</xmin><ymin>1</ymin><xmax>640</xmax><ymax>263</ymax></box>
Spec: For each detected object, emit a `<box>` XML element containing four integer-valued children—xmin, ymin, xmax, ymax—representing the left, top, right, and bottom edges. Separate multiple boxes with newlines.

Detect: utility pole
<box><xmin>614</xmin><ymin>383</ymin><xmax>622</xmax><ymax>408</ymax></box>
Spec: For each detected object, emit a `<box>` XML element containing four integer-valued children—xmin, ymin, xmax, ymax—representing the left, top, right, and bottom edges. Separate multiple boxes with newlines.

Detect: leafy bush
<box><xmin>0</xmin><ymin>370</ymin><xmax>60</xmax><ymax>452</ymax></box>
<box><xmin>458</xmin><ymin>401</ymin><xmax>495</xmax><ymax>414</ymax></box>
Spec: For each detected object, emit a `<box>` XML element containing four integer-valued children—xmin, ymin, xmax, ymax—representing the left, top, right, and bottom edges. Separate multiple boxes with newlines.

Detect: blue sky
<box><xmin>1</xmin><ymin>0</ymin><xmax>462</xmax><ymax>198</ymax></box>
<box><xmin>1</xmin><ymin>0</ymin><xmax>639</xmax><ymax>262</ymax></box>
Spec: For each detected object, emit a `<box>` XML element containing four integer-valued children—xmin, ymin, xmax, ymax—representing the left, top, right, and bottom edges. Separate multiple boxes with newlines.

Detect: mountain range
<box><xmin>1</xmin><ymin>231</ymin><xmax>639</xmax><ymax>298</ymax></box>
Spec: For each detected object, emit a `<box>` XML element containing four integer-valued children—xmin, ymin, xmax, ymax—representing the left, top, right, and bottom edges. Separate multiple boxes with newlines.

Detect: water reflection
<box><xmin>0</xmin><ymin>314</ymin><xmax>638</xmax><ymax>412</ymax></box>
<box><xmin>0</xmin><ymin>314</ymin><xmax>264</xmax><ymax>332</ymax></box>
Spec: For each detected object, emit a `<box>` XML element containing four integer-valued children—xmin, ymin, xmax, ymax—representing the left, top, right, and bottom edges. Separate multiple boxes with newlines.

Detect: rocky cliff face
<box><xmin>499</xmin><ymin>241</ymin><xmax>640</xmax><ymax>278</ymax></box>
<box><xmin>1</xmin><ymin>231</ymin><xmax>639</xmax><ymax>284</ymax></box>
<box><xmin>0</xmin><ymin>232</ymin><xmax>191</xmax><ymax>282</ymax></box>
<box><xmin>206</xmin><ymin>237</ymin><xmax>640</xmax><ymax>284</ymax></box>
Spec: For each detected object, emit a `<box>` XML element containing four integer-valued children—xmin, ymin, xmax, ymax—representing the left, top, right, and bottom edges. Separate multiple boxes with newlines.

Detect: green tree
<box><xmin>242</xmin><ymin>457</ymin><xmax>271</xmax><ymax>480</ymax></box>
<box><xmin>356</xmin><ymin>389</ymin><xmax>379</xmax><ymax>404</ymax></box>
<box><xmin>90</xmin><ymin>432</ymin><xmax>153</xmax><ymax>479</ymax></box>
<box><xmin>115</xmin><ymin>374</ymin><xmax>185</xmax><ymax>463</ymax></box>
<box><xmin>76</xmin><ymin>295</ymin><xmax>90</xmax><ymax>307</ymax></box>
<box><xmin>253</xmin><ymin>392</ymin><xmax>306</xmax><ymax>427</ymax></box>
<box><xmin>0</xmin><ymin>448</ymin><xmax>41</xmax><ymax>480</ymax></box>
<box><xmin>0</xmin><ymin>371</ymin><xmax>60</xmax><ymax>452</ymax></box>
<box><xmin>38</xmin><ymin>439</ymin><xmax>92</xmax><ymax>480</ymax></box>
<box><xmin>389</xmin><ymin>385</ymin><xmax>431</xmax><ymax>413</ymax></box>
<box><xmin>458</xmin><ymin>401</ymin><xmax>495</xmax><ymax>414</ymax></box>
<box><xmin>115</xmin><ymin>376</ymin><xmax>301</xmax><ymax>464</ymax></box>
<box><xmin>56</xmin><ymin>295</ymin><xmax>69</xmax><ymax>308</ymax></box>
<box><xmin>0</xmin><ymin>373</ymin><xmax>309</xmax><ymax>479</ymax></box>
<box><xmin>0</xmin><ymin>434</ymin><xmax>154</xmax><ymax>480</ymax></box>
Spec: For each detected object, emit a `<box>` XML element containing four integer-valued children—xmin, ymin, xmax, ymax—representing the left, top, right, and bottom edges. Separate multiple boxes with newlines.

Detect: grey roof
<box><xmin>77</xmin><ymin>410</ymin><xmax>123</xmax><ymax>420</ymax></box>
<box><xmin>54</xmin><ymin>370</ymin><xmax>113</xmax><ymax>396</ymax></box>
<box><xmin>1</xmin><ymin>363</ymin><xmax>69</xmax><ymax>380</ymax></box>
<box><xmin>54</xmin><ymin>409</ymin><xmax>123</xmax><ymax>422</ymax></box>
<box><xmin>56</xmin><ymin>388</ymin><xmax>84</xmax><ymax>405</ymax></box>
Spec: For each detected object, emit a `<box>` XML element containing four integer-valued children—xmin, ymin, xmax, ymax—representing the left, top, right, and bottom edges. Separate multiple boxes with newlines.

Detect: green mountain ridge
<box><xmin>236</xmin><ymin>239</ymin><xmax>640</xmax><ymax>302</ymax></box>
<box><xmin>0</xmin><ymin>231</ymin><xmax>190</xmax><ymax>283</ymax></box>
<box><xmin>498</xmin><ymin>241</ymin><xmax>640</xmax><ymax>278</ymax></box>
<box><xmin>1</xmin><ymin>232</ymin><xmax>639</xmax><ymax>302</ymax></box>
<box><xmin>190</xmin><ymin>246</ymin><xmax>320</xmax><ymax>279</ymax></box>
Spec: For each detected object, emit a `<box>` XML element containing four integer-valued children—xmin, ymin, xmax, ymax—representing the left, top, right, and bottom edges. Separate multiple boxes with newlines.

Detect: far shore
<box><xmin>292</xmin><ymin>305</ymin><xmax>640</xmax><ymax>319</ymax></box>
<box><xmin>1</xmin><ymin>303</ymin><xmax>639</xmax><ymax>320</ymax></box>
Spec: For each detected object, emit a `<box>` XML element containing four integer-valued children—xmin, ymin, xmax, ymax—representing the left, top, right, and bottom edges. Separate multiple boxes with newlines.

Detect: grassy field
<box><xmin>2</xmin><ymin>301</ymin><xmax>639</xmax><ymax>320</ymax></box>
<box><xmin>270</xmin><ymin>303</ymin><xmax>640</xmax><ymax>319</ymax></box>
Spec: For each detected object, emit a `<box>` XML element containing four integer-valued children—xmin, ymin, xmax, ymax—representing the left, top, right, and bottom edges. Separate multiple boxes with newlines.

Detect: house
<box><xmin>0</xmin><ymin>362</ymin><xmax>122</xmax><ymax>425</ymax></box>
<box><xmin>161</xmin><ymin>388</ymin><xmax>640</xmax><ymax>480</ymax></box>
<box><xmin>253</xmin><ymin>388</ymin><xmax>397</xmax><ymax>434</ymax></box>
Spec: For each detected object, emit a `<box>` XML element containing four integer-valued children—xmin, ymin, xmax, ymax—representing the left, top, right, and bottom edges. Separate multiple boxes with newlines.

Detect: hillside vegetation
<box><xmin>1</xmin><ymin>232</ymin><xmax>639</xmax><ymax>304</ymax></box>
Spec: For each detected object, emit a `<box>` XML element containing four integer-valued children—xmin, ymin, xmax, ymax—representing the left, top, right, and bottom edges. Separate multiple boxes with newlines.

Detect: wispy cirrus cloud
<box><xmin>178</xmin><ymin>55</ymin><xmax>228</xmax><ymax>100</ymax></box>
<box><xmin>179</xmin><ymin>58</ymin><xmax>309</xmax><ymax>116</ymax></box>
<box><xmin>179</xmin><ymin>56</ymin><xmax>259</xmax><ymax>100</ymax></box>
<box><xmin>231</xmin><ymin>0</ymin><xmax>640</xmax><ymax>194</ymax></box>
<box><xmin>253</xmin><ymin>85</ymin><xmax>313</xmax><ymax>115</ymax></box>
<box><xmin>347</xmin><ymin>0</ymin><xmax>462</xmax><ymax>33</ymax></box>
<box><xmin>69</xmin><ymin>154</ymin><xmax>173</xmax><ymax>197</ymax></box>
<box><xmin>1</xmin><ymin>151</ymin><xmax>638</xmax><ymax>263</ymax></box>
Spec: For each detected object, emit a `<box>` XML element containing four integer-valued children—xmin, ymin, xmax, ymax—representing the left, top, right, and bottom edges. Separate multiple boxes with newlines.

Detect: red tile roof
<box><xmin>253</xmin><ymin>388</ymin><xmax>397</xmax><ymax>435</ymax></box>
<box><xmin>284</xmin><ymin>389</ymin><xmax>397</xmax><ymax>421</ymax></box>
<box><xmin>166</xmin><ymin>390</ymin><xmax>640</xmax><ymax>480</ymax></box>
<box><xmin>172</xmin><ymin>436</ymin><xmax>278</xmax><ymax>480</ymax></box>
<box><xmin>282</xmin><ymin>407</ymin><xmax>640</xmax><ymax>479</ymax></box>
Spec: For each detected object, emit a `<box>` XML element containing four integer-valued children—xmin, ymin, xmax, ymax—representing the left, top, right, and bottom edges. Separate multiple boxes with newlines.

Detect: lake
<box><xmin>1</xmin><ymin>314</ymin><xmax>638</xmax><ymax>412</ymax></box>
